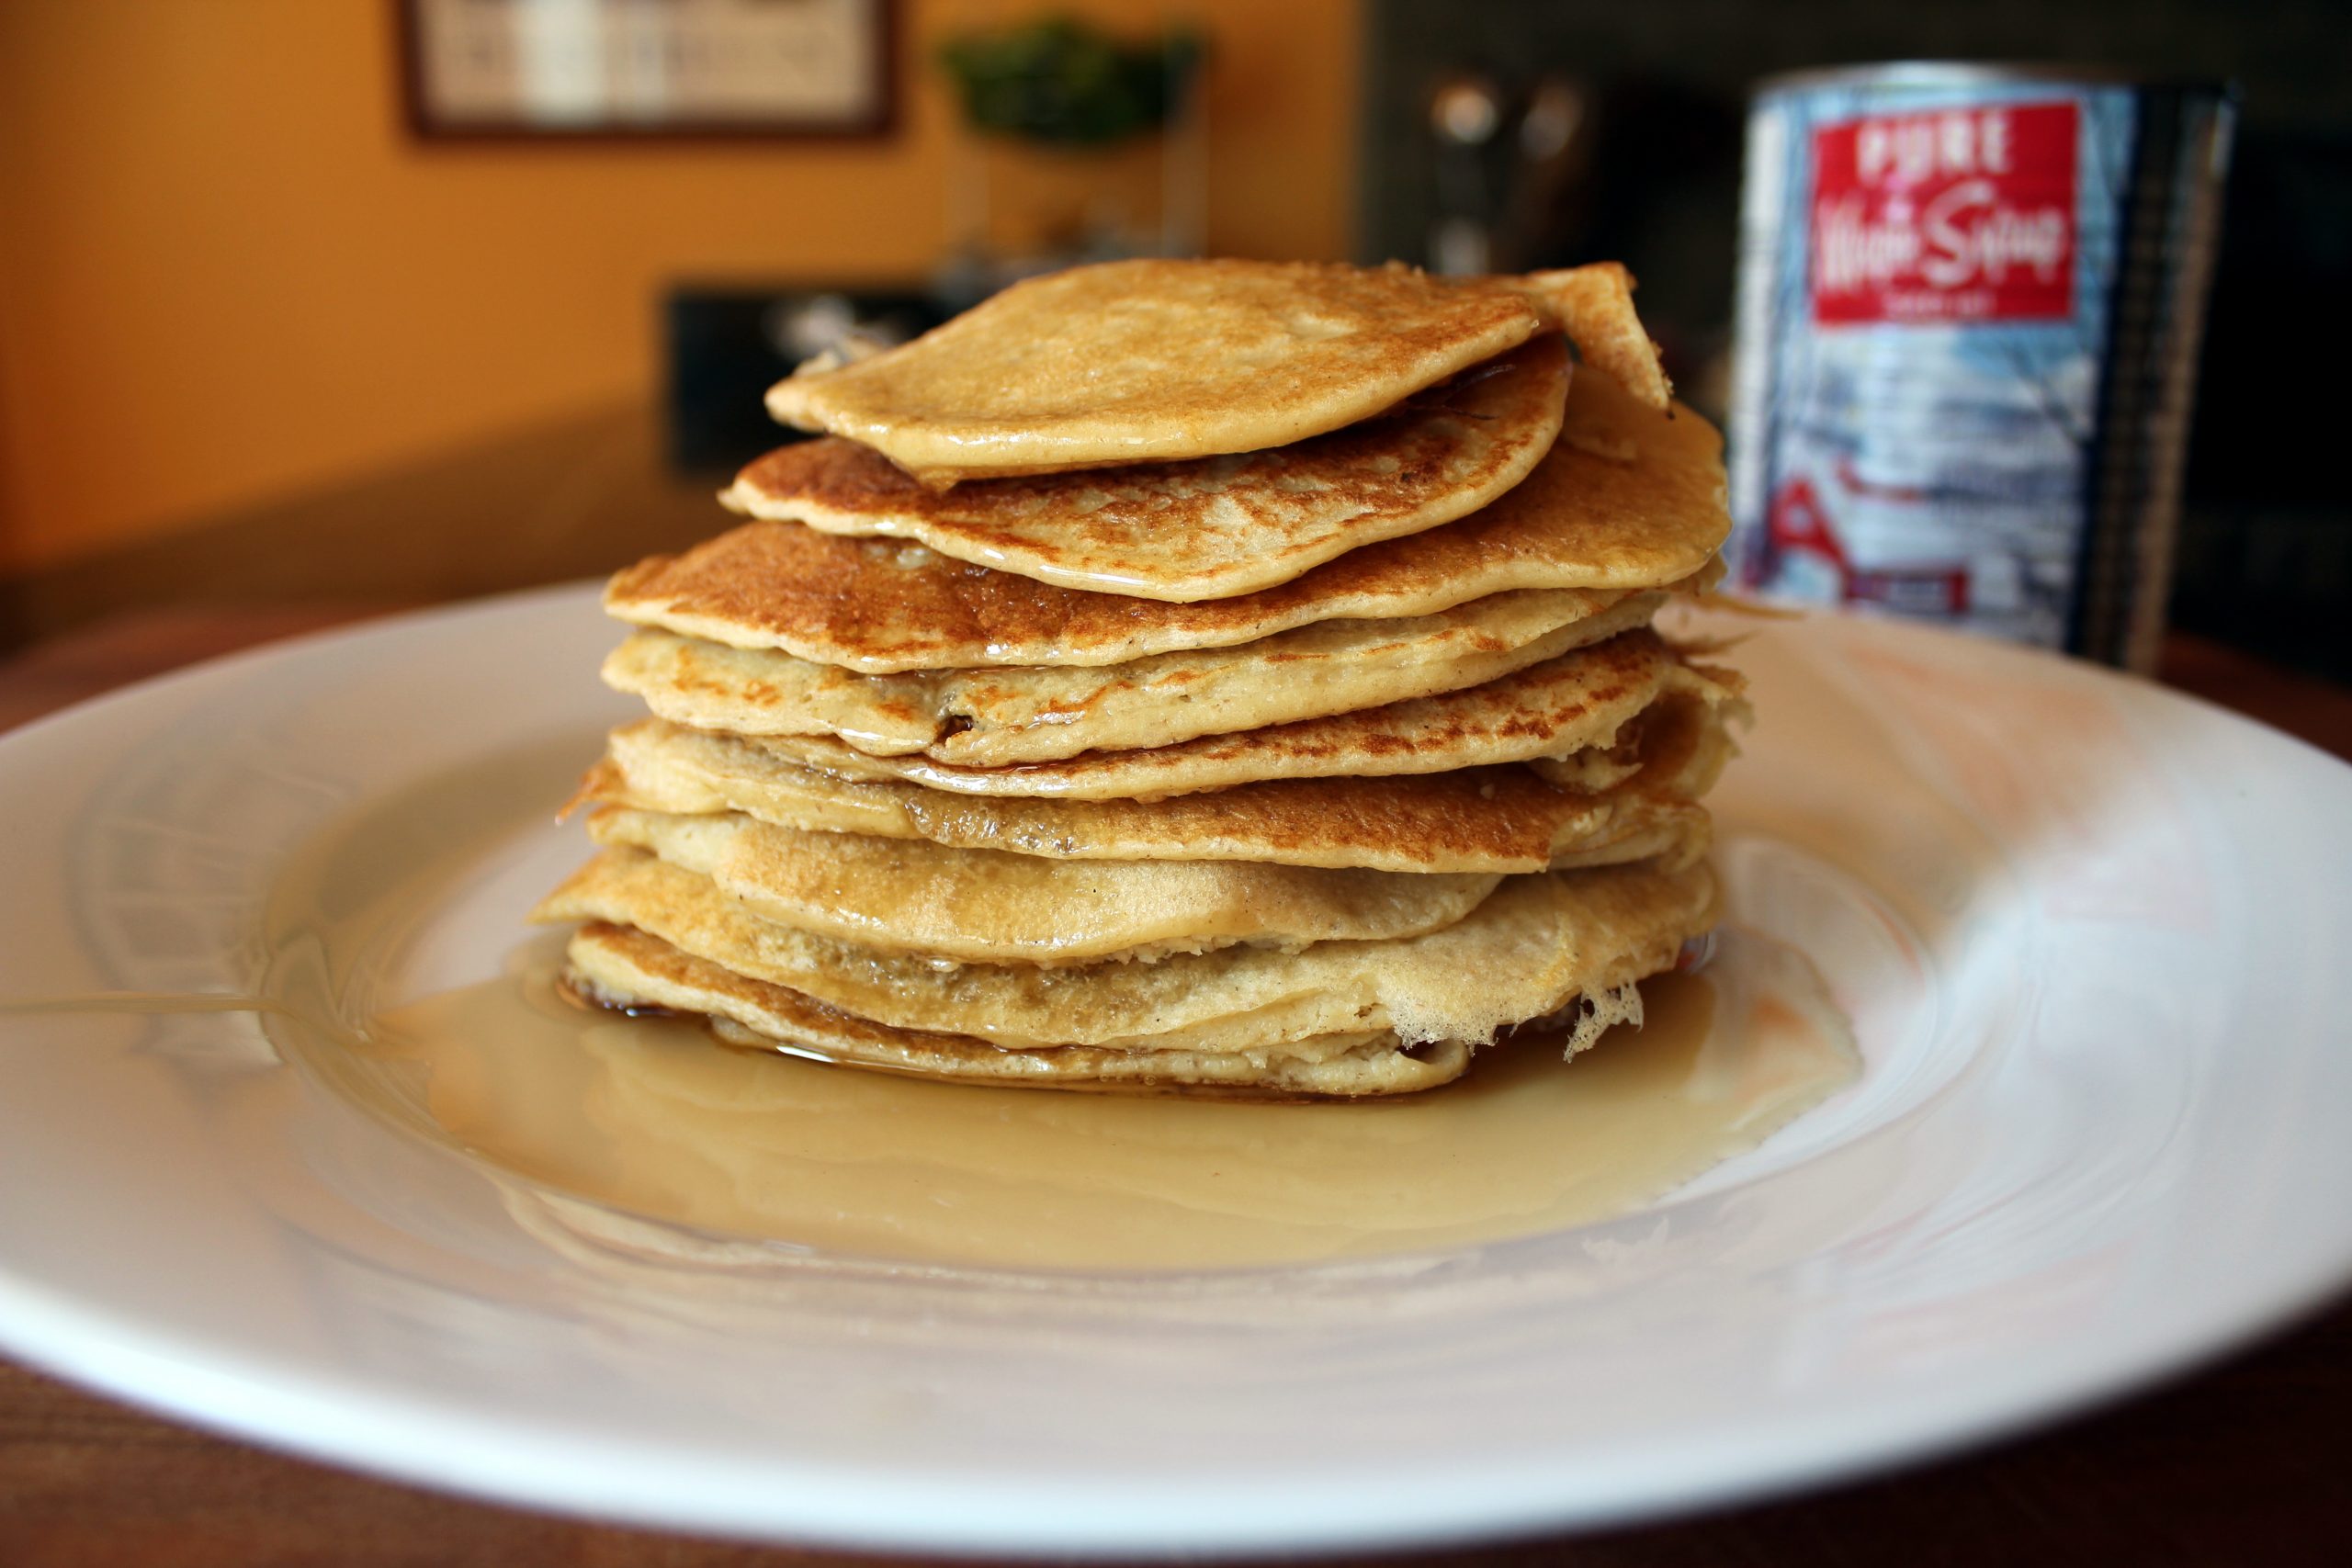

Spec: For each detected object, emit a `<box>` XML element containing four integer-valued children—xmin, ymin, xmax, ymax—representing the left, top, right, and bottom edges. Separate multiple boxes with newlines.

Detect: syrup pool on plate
<box><xmin>325</xmin><ymin>920</ymin><xmax>1857</xmax><ymax>1273</ymax></box>
<box><xmin>2</xmin><ymin>725</ymin><xmax>1863</xmax><ymax>1274</ymax></box>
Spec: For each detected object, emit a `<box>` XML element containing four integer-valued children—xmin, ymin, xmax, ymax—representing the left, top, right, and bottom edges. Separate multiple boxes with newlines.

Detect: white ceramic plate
<box><xmin>1</xmin><ymin>584</ymin><xmax>2348</xmax><ymax>1558</ymax></box>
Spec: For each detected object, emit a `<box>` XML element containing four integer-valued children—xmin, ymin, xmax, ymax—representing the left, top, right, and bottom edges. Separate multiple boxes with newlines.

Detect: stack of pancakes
<box><xmin>535</xmin><ymin>259</ymin><xmax>1743</xmax><ymax>1097</ymax></box>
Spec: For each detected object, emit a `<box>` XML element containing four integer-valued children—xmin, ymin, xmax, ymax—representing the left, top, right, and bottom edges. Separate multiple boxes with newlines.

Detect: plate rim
<box><xmin>3</xmin><ymin>1248</ymin><xmax>2346</xmax><ymax>1556</ymax></box>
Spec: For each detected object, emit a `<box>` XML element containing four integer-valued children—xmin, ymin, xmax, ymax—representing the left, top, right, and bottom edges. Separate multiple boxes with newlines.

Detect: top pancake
<box><xmin>649</xmin><ymin>368</ymin><xmax>1725</xmax><ymax>668</ymax></box>
<box><xmin>764</xmin><ymin>258</ymin><xmax>1593</xmax><ymax>486</ymax></box>
<box><xmin>729</xmin><ymin>334</ymin><xmax>1568</xmax><ymax>602</ymax></box>
<box><xmin>1515</xmin><ymin>264</ymin><xmax>1672</xmax><ymax>413</ymax></box>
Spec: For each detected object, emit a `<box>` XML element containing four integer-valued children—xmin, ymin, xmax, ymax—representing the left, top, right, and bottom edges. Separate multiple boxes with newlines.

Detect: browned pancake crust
<box><xmin>623</xmin><ymin>369</ymin><xmax>1722</xmax><ymax>671</ymax></box>
<box><xmin>576</xmin><ymin>677</ymin><xmax>1728</xmax><ymax>874</ymax></box>
<box><xmin>729</xmin><ymin>336</ymin><xmax>1567</xmax><ymax>602</ymax></box>
<box><xmin>763</xmin><ymin>259</ymin><xmax>1559</xmax><ymax>484</ymax></box>
<box><xmin>736</xmin><ymin>629</ymin><xmax>1692</xmax><ymax>801</ymax></box>
<box><xmin>1519</xmin><ymin>263</ymin><xmax>1673</xmax><ymax>412</ymax></box>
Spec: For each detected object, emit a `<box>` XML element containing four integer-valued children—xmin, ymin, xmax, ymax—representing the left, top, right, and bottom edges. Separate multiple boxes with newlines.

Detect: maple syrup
<box><xmin>334</xmin><ymin>921</ymin><xmax>1856</xmax><ymax>1271</ymax></box>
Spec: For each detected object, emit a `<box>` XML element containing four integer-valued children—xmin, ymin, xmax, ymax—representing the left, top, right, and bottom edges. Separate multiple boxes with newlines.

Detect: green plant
<box><xmin>938</xmin><ymin>16</ymin><xmax>1204</xmax><ymax>149</ymax></box>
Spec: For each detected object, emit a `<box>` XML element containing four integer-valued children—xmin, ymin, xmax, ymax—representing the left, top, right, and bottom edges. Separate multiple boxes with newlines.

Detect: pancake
<box><xmin>568</xmin><ymin>923</ymin><xmax>1469</xmax><ymax>1097</ymax></box>
<box><xmin>540</xmin><ymin>254</ymin><xmax>1731</xmax><ymax>1102</ymax></box>
<box><xmin>537</xmin><ymin>849</ymin><xmax>1717</xmax><ymax>1055</ymax></box>
<box><xmin>647</xmin><ymin>371</ymin><xmax>1721</xmax><ymax>665</ymax></box>
<box><xmin>710</xmin><ymin>632</ymin><xmax>1733</xmax><ymax>802</ymax></box>
<box><xmin>574</xmin><ymin>683</ymin><xmax>1730</xmax><ymax>874</ymax></box>
<box><xmin>583</xmin><ymin>807</ymin><xmax>1501</xmax><ymax>964</ymax></box>
<box><xmin>765</xmin><ymin>259</ymin><xmax>1580</xmax><ymax>485</ymax></box>
<box><xmin>601</xmin><ymin>591</ymin><xmax>1663</xmax><ymax>766</ymax></box>
<box><xmin>731</xmin><ymin>337</ymin><xmax>1567</xmax><ymax>603</ymax></box>
<box><xmin>1518</xmin><ymin>264</ymin><xmax>1673</xmax><ymax>413</ymax></box>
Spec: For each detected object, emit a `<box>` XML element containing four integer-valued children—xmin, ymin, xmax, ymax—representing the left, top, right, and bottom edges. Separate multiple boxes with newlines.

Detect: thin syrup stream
<box><xmin>0</xmin><ymin>993</ymin><xmax>347</xmax><ymax>1029</ymax></box>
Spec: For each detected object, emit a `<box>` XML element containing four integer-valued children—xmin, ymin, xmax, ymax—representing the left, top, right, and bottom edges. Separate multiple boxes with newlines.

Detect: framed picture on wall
<box><xmin>398</xmin><ymin>0</ymin><xmax>896</xmax><ymax>140</ymax></box>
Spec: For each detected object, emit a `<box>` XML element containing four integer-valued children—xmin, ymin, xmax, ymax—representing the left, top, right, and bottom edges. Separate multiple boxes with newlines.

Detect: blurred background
<box><xmin>0</xmin><ymin>0</ymin><xmax>2341</xmax><ymax>677</ymax></box>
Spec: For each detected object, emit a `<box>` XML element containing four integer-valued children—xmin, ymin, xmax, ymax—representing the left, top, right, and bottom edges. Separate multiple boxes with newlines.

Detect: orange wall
<box><xmin>0</xmin><ymin>0</ymin><xmax>1361</xmax><ymax>572</ymax></box>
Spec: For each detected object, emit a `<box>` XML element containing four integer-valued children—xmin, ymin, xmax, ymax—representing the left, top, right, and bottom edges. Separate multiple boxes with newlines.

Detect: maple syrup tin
<box><xmin>1726</xmin><ymin>64</ymin><xmax>2233</xmax><ymax>667</ymax></box>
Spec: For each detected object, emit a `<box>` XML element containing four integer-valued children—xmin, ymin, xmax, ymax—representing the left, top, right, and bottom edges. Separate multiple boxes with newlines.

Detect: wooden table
<box><xmin>2</xmin><ymin>414</ymin><xmax>2349</xmax><ymax>1565</ymax></box>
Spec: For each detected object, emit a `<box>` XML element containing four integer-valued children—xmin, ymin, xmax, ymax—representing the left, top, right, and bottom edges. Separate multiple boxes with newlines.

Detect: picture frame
<box><xmin>397</xmin><ymin>0</ymin><xmax>897</xmax><ymax>141</ymax></box>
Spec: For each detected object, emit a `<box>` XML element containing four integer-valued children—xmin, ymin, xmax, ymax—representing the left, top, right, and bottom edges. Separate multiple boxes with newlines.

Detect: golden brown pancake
<box><xmin>567</xmin><ymin>923</ymin><xmax>1468</xmax><ymax>1097</ymax></box>
<box><xmin>732</xmin><ymin>337</ymin><xmax>1568</xmax><ymax>602</ymax></box>
<box><xmin>600</xmin><ymin>592</ymin><xmax>1663</xmax><ymax>766</ymax></box>
<box><xmin>544</xmin><ymin>256</ymin><xmax>1723</xmax><ymax>1100</ymax></box>
<box><xmin>537</xmin><ymin>850</ymin><xmax>1717</xmax><ymax>1055</ymax></box>
<box><xmin>765</xmin><ymin>259</ymin><xmax>1574</xmax><ymax>485</ymax></box>
<box><xmin>1518</xmin><ymin>264</ymin><xmax>1673</xmax><ymax>413</ymax></box>
<box><xmin>574</xmin><ymin>686</ymin><xmax>1728</xmax><ymax>874</ymax></box>
<box><xmin>640</xmin><ymin>370</ymin><xmax>1722</xmax><ymax>663</ymax></box>
<box><xmin>578</xmin><ymin>682</ymin><xmax>1731</xmax><ymax>879</ymax></box>
<box><xmin>706</xmin><ymin>632</ymin><xmax>1731</xmax><ymax>802</ymax></box>
<box><xmin>584</xmin><ymin>807</ymin><xmax>1501</xmax><ymax>964</ymax></box>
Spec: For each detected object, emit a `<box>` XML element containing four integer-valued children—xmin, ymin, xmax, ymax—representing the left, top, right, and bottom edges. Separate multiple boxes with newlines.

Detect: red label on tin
<box><xmin>1810</xmin><ymin>101</ymin><xmax>2077</xmax><ymax>324</ymax></box>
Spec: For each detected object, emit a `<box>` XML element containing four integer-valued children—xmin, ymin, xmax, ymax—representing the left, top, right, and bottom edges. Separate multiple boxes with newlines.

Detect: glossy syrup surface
<box><xmin>6</xmin><ymin>736</ymin><xmax>1858</xmax><ymax>1275</ymax></box>
<box><xmin>329</xmin><ymin>921</ymin><xmax>1859</xmax><ymax>1272</ymax></box>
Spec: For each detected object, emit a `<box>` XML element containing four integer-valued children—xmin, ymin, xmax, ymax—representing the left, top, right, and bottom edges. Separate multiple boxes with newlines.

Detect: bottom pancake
<box><xmin>535</xmin><ymin>851</ymin><xmax>1716</xmax><ymax>1055</ymax></box>
<box><xmin>565</xmin><ymin>922</ymin><xmax>1660</xmax><ymax>1099</ymax></box>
